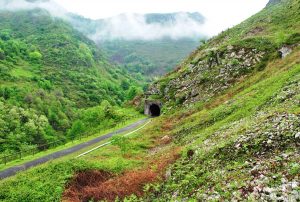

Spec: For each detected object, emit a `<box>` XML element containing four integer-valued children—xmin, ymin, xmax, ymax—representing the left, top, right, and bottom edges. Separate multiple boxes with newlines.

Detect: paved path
<box><xmin>0</xmin><ymin>118</ymin><xmax>149</xmax><ymax>180</ymax></box>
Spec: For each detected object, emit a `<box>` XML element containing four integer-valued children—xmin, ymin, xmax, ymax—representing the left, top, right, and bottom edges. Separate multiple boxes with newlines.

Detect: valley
<box><xmin>0</xmin><ymin>0</ymin><xmax>299</xmax><ymax>201</ymax></box>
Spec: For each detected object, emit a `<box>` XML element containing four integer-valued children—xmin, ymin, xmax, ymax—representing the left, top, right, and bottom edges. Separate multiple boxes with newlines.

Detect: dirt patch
<box><xmin>63</xmin><ymin>149</ymin><xmax>180</xmax><ymax>202</ymax></box>
<box><xmin>246</xmin><ymin>26</ymin><xmax>264</xmax><ymax>37</ymax></box>
<box><xmin>161</xmin><ymin>119</ymin><xmax>174</xmax><ymax>131</ymax></box>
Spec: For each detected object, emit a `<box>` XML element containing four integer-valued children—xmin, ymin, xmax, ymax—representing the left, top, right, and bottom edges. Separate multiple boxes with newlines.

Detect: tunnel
<box><xmin>149</xmin><ymin>104</ymin><xmax>161</xmax><ymax>117</ymax></box>
<box><xmin>144</xmin><ymin>100</ymin><xmax>162</xmax><ymax>117</ymax></box>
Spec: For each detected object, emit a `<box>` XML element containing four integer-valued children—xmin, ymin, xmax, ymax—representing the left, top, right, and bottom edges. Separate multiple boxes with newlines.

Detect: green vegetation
<box><xmin>0</xmin><ymin>159</ymin><xmax>98</xmax><ymax>201</ymax></box>
<box><xmin>1</xmin><ymin>0</ymin><xmax>300</xmax><ymax>201</ymax></box>
<box><xmin>101</xmin><ymin>39</ymin><xmax>199</xmax><ymax>79</ymax></box>
<box><xmin>0</xmin><ymin>9</ymin><xmax>144</xmax><ymax>156</ymax></box>
<box><xmin>0</xmin><ymin>119</ymin><xmax>162</xmax><ymax>202</ymax></box>
<box><xmin>144</xmin><ymin>62</ymin><xmax>300</xmax><ymax>200</ymax></box>
<box><xmin>138</xmin><ymin>0</ymin><xmax>300</xmax><ymax>200</ymax></box>
<box><xmin>111</xmin><ymin>136</ymin><xmax>133</xmax><ymax>155</ymax></box>
<box><xmin>0</xmin><ymin>113</ymin><xmax>144</xmax><ymax>172</ymax></box>
<box><xmin>69</xmin><ymin>12</ymin><xmax>202</xmax><ymax>80</ymax></box>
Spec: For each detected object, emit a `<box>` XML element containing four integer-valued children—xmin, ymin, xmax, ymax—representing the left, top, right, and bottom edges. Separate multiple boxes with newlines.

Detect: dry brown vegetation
<box><xmin>63</xmin><ymin>148</ymin><xmax>180</xmax><ymax>202</ymax></box>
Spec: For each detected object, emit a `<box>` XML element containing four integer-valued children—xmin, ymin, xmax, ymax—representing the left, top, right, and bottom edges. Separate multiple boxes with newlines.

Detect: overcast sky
<box><xmin>53</xmin><ymin>0</ymin><xmax>269</xmax><ymax>35</ymax></box>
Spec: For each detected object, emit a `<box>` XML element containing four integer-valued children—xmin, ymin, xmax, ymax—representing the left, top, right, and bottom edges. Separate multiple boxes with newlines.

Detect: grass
<box><xmin>160</xmin><ymin>47</ymin><xmax>300</xmax><ymax>145</ymax></box>
<box><xmin>0</xmin><ymin>159</ymin><xmax>98</xmax><ymax>202</ymax></box>
<box><xmin>0</xmin><ymin>116</ymin><xmax>179</xmax><ymax>202</ymax></box>
<box><xmin>1</xmin><ymin>1</ymin><xmax>299</xmax><ymax>201</ymax></box>
<box><xmin>0</xmin><ymin>114</ymin><xmax>146</xmax><ymax>172</ymax></box>
<box><xmin>140</xmin><ymin>50</ymin><xmax>300</xmax><ymax>201</ymax></box>
<box><xmin>10</xmin><ymin>66</ymin><xmax>35</xmax><ymax>78</ymax></box>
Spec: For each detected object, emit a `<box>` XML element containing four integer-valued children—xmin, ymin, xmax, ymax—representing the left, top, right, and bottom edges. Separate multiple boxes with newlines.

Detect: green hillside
<box><xmin>0</xmin><ymin>9</ymin><xmax>143</xmax><ymax>156</ymax></box>
<box><xmin>68</xmin><ymin>12</ymin><xmax>204</xmax><ymax>79</ymax></box>
<box><xmin>100</xmin><ymin>38</ymin><xmax>199</xmax><ymax>78</ymax></box>
<box><xmin>0</xmin><ymin>0</ymin><xmax>299</xmax><ymax>201</ymax></box>
<box><xmin>141</xmin><ymin>0</ymin><xmax>300</xmax><ymax>200</ymax></box>
<box><xmin>147</xmin><ymin>0</ymin><xmax>300</xmax><ymax>106</ymax></box>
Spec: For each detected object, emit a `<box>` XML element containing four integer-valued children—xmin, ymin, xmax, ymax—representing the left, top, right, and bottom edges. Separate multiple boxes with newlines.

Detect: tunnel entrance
<box><xmin>149</xmin><ymin>104</ymin><xmax>161</xmax><ymax>117</ymax></box>
<box><xmin>144</xmin><ymin>100</ymin><xmax>162</xmax><ymax>117</ymax></box>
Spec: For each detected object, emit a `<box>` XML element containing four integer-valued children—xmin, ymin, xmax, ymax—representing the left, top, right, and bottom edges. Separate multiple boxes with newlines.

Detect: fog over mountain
<box><xmin>0</xmin><ymin>0</ymin><xmax>208</xmax><ymax>41</ymax></box>
<box><xmin>89</xmin><ymin>12</ymin><xmax>206</xmax><ymax>41</ymax></box>
<box><xmin>0</xmin><ymin>0</ymin><xmax>67</xmax><ymax>18</ymax></box>
<box><xmin>0</xmin><ymin>0</ymin><xmax>209</xmax><ymax>78</ymax></box>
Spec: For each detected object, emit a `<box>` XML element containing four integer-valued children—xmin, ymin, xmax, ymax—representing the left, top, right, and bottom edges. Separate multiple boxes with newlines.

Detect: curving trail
<box><xmin>0</xmin><ymin>118</ymin><xmax>149</xmax><ymax>180</ymax></box>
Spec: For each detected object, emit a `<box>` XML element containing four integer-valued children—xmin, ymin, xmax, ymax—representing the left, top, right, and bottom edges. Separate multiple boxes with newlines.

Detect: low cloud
<box><xmin>90</xmin><ymin>13</ymin><xmax>209</xmax><ymax>41</ymax></box>
<box><xmin>0</xmin><ymin>0</ymin><xmax>67</xmax><ymax>18</ymax></box>
<box><xmin>0</xmin><ymin>1</ymin><xmax>211</xmax><ymax>41</ymax></box>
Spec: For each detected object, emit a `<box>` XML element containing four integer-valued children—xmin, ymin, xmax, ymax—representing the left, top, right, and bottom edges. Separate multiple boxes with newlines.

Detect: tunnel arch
<box><xmin>149</xmin><ymin>104</ymin><xmax>161</xmax><ymax>117</ymax></box>
<box><xmin>144</xmin><ymin>100</ymin><xmax>162</xmax><ymax>117</ymax></box>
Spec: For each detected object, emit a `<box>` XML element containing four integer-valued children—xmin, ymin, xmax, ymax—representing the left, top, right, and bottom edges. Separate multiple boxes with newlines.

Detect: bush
<box><xmin>29</xmin><ymin>51</ymin><xmax>42</xmax><ymax>62</ymax></box>
<box><xmin>111</xmin><ymin>136</ymin><xmax>133</xmax><ymax>155</ymax></box>
<box><xmin>67</xmin><ymin>120</ymin><xmax>85</xmax><ymax>140</ymax></box>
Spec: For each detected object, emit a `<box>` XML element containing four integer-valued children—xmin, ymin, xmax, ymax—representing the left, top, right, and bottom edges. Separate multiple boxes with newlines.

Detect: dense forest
<box><xmin>0</xmin><ymin>9</ymin><xmax>144</xmax><ymax>156</ymax></box>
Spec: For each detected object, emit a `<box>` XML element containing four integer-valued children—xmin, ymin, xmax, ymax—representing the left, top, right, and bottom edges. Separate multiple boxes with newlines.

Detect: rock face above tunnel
<box><xmin>144</xmin><ymin>100</ymin><xmax>162</xmax><ymax>117</ymax></box>
<box><xmin>147</xmin><ymin>44</ymin><xmax>270</xmax><ymax>106</ymax></box>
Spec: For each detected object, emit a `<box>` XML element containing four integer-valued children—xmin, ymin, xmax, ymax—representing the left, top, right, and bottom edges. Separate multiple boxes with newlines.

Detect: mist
<box><xmin>0</xmin><ymin>0</ymin><xmax>214</xmax><ymax>41</ymax></box>
<box><xmin>0</xmin><ymin>0</ymin><xmax>67</xmax><ymax>18</ymax></box>
<box><xmin>90</xmin><ymin>13</ymin><xmax>209</xmax><ymax>41</ymax></box>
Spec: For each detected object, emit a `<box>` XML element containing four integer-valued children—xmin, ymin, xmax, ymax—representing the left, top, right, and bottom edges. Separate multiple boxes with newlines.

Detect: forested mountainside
<box><xmin>99</xmin><ymin>39</ymin><xmax>199</xmax><ymax>77</ymax></box>
<box><xmin>69</xmin><ymin>12</ymin><xmax>205</xmax><ymax>78</ymax></box>
<box><xmin>0</xmin><ymin>9</ymin><xmax>142</xmax><ymax>155</ymax></box>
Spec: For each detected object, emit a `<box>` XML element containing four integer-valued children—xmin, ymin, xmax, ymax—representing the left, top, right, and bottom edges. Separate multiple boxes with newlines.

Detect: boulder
<box><xmin>279</xmin><ymin>46</ymin><xmax>292</xmax><ymax>58</ymax></box>
<box><xmin>161</xmin><ymin>135</ymin><xmax>172</xmax><ymax>144</ymax></box>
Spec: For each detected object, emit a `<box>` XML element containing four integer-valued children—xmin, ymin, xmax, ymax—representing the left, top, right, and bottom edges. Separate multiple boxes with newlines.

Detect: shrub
<box><xmin>29</xmin><ymin>51</ymin><xmax>42</xmax><ymax>62</ymax></box>
<box><xmin>111</xmin><ymin>136</ymin><xmax>133</xmax><ymax>155</ymax></box>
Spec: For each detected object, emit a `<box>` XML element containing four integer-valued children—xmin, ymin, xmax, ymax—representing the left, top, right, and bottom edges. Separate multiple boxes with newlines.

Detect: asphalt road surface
<box><xmin>0</xmin><ymin>118</ymin><xmax>149</xmax><ymax>180</ymax></box>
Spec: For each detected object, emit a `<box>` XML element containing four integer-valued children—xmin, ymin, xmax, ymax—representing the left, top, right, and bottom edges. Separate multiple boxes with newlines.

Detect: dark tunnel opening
<box><xmin>149</xmin><ymin>104</ymin><xmax>161</xmax><ymax>117</ymax></box>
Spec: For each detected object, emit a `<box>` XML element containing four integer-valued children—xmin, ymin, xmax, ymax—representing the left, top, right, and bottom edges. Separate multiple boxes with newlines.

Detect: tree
<box><xmin>67</xmin><ymin>120</ymin><xmax>85</xmax><ymax>140</ymax></box>
<box><xmin>121</xmin><ymin>80</ymin><xmax>130</xmax><ymax>90</ymax></box>
<box><xmin>127</xmin><ymin>86</ymin><xmax>142</xmax><ymax>100</ymax></box>
<box><xmin>101</xmin><ymin>100</ymin><xmax>116</xmax><ymax>119</ymax></box>
<box><xmin>29</xmin><ymin>51</ymin><xmax>42</xmax><ymax>62</ymax></box>
<box><xmin>0</xmin><ymin>48</ymin><xmax>5</xmax><ymax>60</ymax></box>
<box><xmin>0</xmin><ymin>30</ymin><xmax>11</xmax><ymax>41</ymax></box>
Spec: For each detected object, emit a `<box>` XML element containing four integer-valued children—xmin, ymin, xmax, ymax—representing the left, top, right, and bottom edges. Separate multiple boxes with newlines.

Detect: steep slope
<box><xmin>0</xmin><ymin>9</ymin><xmax>142</xmax><ymax>155</ymax></box>
<box><xmin>139</xmin><ymin>0</ymin><xmax>300</xmax><ymax>200</ymax></box>
<box><xmin>147</xmin><ymin>0</ymin><xmax>300</xmax><ymax>106</ymax></box>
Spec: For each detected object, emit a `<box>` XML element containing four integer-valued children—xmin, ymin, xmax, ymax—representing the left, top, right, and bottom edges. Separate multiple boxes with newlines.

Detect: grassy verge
<box><xmin>0</xmin><ymin>114</ymin><xmax>146</xmax><ymax>172</ymax></box>
<box><xmin>0</xmin><ymin>116</ymin><xmax>178</xmax><ymax>202</ymax></box>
